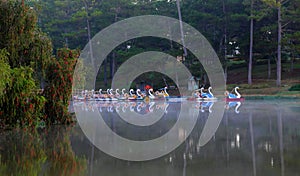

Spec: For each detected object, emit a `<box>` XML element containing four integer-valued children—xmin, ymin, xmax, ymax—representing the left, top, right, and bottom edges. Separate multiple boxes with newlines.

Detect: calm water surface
<box><xmin>1</xmin><ymin>100</ymin><xmax>300</xmax><ymax>176</ymax></box>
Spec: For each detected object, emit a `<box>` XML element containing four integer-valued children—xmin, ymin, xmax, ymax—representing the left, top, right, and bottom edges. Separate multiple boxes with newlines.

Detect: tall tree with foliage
<box><xmin>245</xmin><ymin>0</ymin><xmax>270</xmax><ymax>84</ymax></box>
<box><xmin>0</xmin><ymin>1</ymin><xmax>52</xmax><ymax>127</ymax></box>
<box><xmin>0</xmin><ymin>1</ymin><xmax>50</xmax><ymax>67</ymax></box>
<box><xmin>43</xmin><ymin>48</ymin><xmax>79</xmax><ymax>124</ymax></box>
<box><xmin>1</xmin><ymin>1</ymin><xmax>80</xmax><ymax>127</ymax></box>
<box><xmin>276</xmin><ymin>0</ymin><xmax>282</xmax><ymax>86</ymax></box>
<box><xmin>0</xmin><ymin>0</ymin><xmax>52</xmax><ymax>87</ymax></box>
<box><xmin>263</xmin><ymin>0</ymin><xmax>292</xmax><ymax>86</ymax></box>
<box><xmin>248</xmin><ymin>0</ymin><xmax>254</xmax><ymax>85</ymax></box>
<box><xmin>282</xmin><ymin>0</ymin><xmax>300</xmax><ymax>72</ymax></box>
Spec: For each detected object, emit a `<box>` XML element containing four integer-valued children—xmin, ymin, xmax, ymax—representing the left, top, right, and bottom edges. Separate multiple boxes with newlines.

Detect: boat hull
<box><xmin>225</xmin><ymin>97</ymin><xmax>245</xmax><ymax>102</ymax></box>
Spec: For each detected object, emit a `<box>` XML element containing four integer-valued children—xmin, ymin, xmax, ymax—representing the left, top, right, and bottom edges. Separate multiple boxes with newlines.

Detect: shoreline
<box><xmin>244</xmin><ymin>95</ymin><xmax>300</xmax><ymax>100</ymax></box>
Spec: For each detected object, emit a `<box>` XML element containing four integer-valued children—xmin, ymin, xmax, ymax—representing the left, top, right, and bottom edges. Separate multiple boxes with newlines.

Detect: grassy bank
<box><xmin>94</xmin><ymin>59</ymin><xmax>300</xmax><ymax>99</ymax></box>
<box><xmin>227</xmin><ymin>60</ymin><xmax>300</xmax><ymax>99</ymax></box>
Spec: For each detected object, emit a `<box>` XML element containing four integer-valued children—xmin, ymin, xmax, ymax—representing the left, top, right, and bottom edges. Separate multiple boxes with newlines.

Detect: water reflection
<box><xmin>0</xmin><ymin>127</ymin><xmax>87</xmax><ymax>176</ymax></box>
<box><xmin>72</xmin><ymin>100</ymin><xmax>244</xmax><ymax>115</ymax></box>
<box><xmin>1</xmin><ymin>100</ymin><xmax>300</xmax><ymax>175</ymax></box>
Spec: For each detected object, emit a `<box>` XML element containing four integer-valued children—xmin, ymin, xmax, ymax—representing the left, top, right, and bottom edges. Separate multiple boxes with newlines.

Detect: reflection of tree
<box><xmin>0</xmin><ymin>127</ymin><xmax>87</xmax><ymax>176</ymax></box>
<box><xmin>41</xmin><ymin>126</ymin><xmax>87</xmax><ymax>176</ymax></box>
<box><xmin>161</xmin><ymin>103</ymin><xmax>300</xmax><ymax>175</ymax></box>
<box><xmin>0</xmin><ymin>129</ymin><xmax>46</xmax><ymax>176</ymax></box>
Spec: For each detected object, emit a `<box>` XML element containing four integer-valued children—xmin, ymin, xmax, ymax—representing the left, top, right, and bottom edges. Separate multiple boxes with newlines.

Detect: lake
<box><xmin>1</xmin><ymin>100</ymin><xmax>300</xmax><ymax>176</ymax></box>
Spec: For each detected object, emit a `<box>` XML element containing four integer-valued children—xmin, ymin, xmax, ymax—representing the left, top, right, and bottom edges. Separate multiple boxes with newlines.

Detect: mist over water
<box><xmin>1</xmin><ymin>100</ymin><xmax>300</xmax><ymax>175</ymax></box>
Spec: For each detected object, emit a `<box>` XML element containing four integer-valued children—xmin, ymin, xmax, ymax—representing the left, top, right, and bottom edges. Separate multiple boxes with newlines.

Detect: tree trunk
<box><xmin>276</xmin><ymin>1</ymin><xmax>282</xmax><ymax>86</ymax></box>
<box><xmin>224</xmin><ymin>65</ymin><xmax>228</xmax><ymax>84</ymax></box>
<box><xmin>248</xmin><ymin>0</ymin><xmax>254</xmax><ymax>85</ymax></box>
<box><xmin>110</xmin><ymin>56</ymin><xmax>112</xmax><ymax>78</ymax></box>
<box><xmin>168</xmin><ymin>23</ymin><xmax>173</xmax><ymax>50</ymax></box>
<box><xmin>290</xmin><ymin>52</ymin><xmax>294</xmax><ymax>72</ymax></box>
<box><xmin>176</xmin><ymin>0</ymin><xmax>187</xmax><ymax>56</ymax></box>
<box><xmin>109</xmin><ymin>11</ymin><xmax>119</xmax><ymax>79</ymax></box>
<box><xmin>204</xmin><ymin>74</ymin><xmax>208</xmax><ymax>85</ymax></box>
<box><xmin>86</xmin><ymin>17</ymin><xmax>93</xmax><ymax>64</ymax></box>
<box><xmin>104</xmin><ymin>59</ymin><xmax>107</xmax><ymax>87</ymax></box>
<box><xmin>110</xmin><ymin>53</ymin><xmax>116</xmax><ymax>78</ymax></box>
<box><xmin>268</xmin><ymin>57</ymin><xmax>271</xmax><ymax>79</ymax></box>
<box><xmin>223</xmin><ymin>0</ymin><xmax>228</xmax><ymax>84</ymax></box>
<box><xmin>84</xmin><ymin>0</ymin><xmax>96</xmax><ymax>75</ymax></box>
<box><xmin>65</xmin><ymin>37</ymin><xmax>68</xmax><ymax>48</ymax></box>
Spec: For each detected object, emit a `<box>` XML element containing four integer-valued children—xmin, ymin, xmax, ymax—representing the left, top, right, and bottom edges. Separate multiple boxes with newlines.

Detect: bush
<box><xmin>227</xmin><ymin>83</ymin><xmax>269</xmax><ymax>91</ymax></box>
<box><xmin>289</xmin><ymin>84</ymin><xmax>300</xmax><ymax>91</ymax></box>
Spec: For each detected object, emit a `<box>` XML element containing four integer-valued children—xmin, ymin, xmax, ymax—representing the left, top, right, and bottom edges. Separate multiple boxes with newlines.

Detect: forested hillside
<box><xmin>33</xmin><ymin>0</ymin><xmax>300</xmax><ymax>88</ymax></box>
